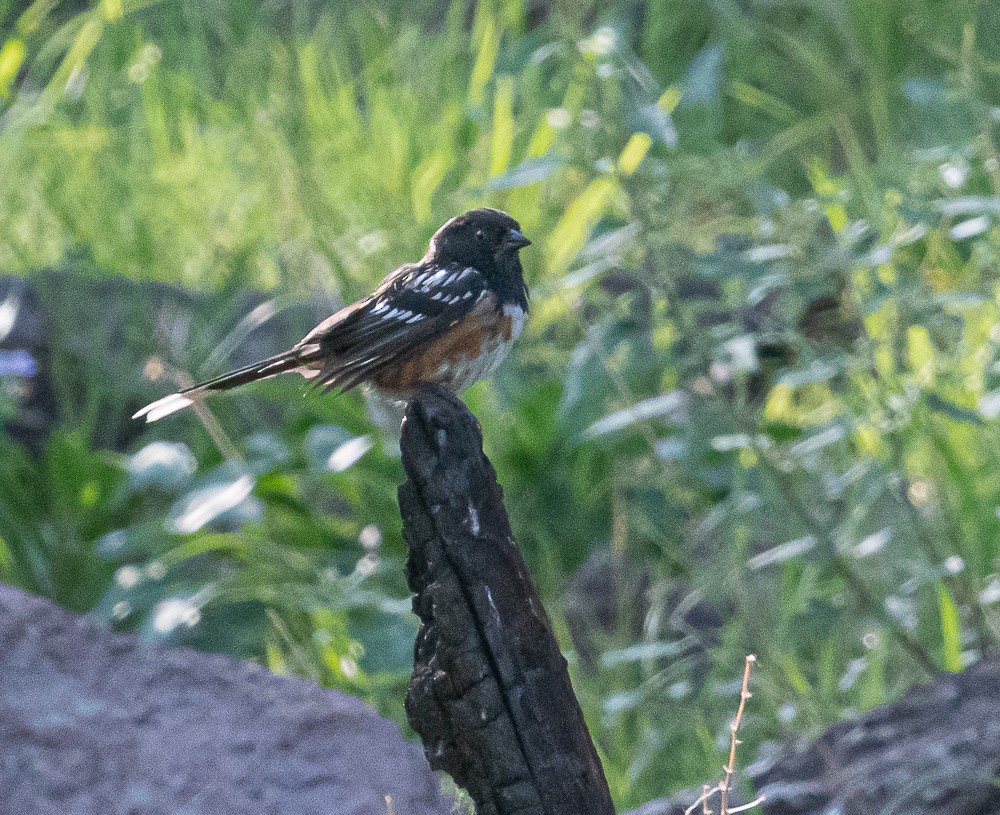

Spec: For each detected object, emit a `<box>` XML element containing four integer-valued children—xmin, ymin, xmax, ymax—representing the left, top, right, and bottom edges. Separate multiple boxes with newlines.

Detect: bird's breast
<box><xmin>500</xmin><ymin>302</ymin><xmax>525</xmax><ymax>342</ymax></box>
<box><xmin>371</xmin><ymin>298</ymin><xmax>524</xmax><ymax>397</ymax></box>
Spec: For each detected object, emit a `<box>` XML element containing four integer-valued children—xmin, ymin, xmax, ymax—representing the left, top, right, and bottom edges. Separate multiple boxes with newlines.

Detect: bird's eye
<box><xmin>475</xmin><ymin>230</ymin><xmax>485</xmax><ymax>240</ymax></box>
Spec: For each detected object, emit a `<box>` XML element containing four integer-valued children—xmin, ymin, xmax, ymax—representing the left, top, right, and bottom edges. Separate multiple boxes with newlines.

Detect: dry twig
<box><xmin>686</xmin><ymin>655</ymin><xmax>766</xmax><ymax>815</ymax></box>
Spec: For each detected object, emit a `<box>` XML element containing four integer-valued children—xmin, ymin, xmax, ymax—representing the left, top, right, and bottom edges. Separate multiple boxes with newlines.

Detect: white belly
<box><xmin>503</xmin><ymin>302</ymin><xmax>525</xmax><ymax>341</ymax></box>
<box><xmin>439</xmin><ymin>303</ymin><xmax>524</xmax><ymax>392</ymax></box>
<box><xmin>443</xmin><ymin>337</ymin><xmax>511</xmax><ymax>392</ymax></box>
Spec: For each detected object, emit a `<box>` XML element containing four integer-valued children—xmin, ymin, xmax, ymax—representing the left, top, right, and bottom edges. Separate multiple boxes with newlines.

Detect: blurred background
<box><xmin>2</xmin><ymin>0</ymin><xmax>1000</xmax><ymax>808</ymax></box>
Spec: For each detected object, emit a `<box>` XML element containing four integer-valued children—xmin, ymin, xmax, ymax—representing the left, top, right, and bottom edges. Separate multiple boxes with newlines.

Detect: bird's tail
<box><xmin>132</xmin><ymin>349</ymin><xmax>310</xmax><ymax>423</ymax></box>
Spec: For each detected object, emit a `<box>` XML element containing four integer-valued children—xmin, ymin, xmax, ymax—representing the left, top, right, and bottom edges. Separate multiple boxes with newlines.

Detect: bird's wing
<box><xmin>295</xmin><ymin>262</ymin><xmax>491</xmax><ymax>392</ymax></box>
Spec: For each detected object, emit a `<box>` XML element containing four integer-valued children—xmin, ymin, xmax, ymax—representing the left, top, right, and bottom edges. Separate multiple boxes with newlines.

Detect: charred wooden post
<box><xmin>398</xmin><ymin>384</ymin><xmax>615</xmax><ymax>815</ymax></box>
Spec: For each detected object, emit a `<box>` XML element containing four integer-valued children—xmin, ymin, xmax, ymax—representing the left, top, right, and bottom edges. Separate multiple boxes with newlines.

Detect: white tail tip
<box><xmin>132</xmin><ymin>392</ymin><xmax>195</xmax><ymax>423</ymax></box>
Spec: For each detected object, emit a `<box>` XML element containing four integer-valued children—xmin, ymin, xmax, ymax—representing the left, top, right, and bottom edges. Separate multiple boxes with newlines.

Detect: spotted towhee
<box><xmin>133</xmin><ymin>209</ymin><xmax>531</xmax><ymax>422</ymax></box>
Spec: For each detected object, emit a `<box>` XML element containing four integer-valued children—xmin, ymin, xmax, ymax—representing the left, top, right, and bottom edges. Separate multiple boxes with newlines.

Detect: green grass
<box><xmin>3</xmin><ymin>0</ymin><xmax>1000</xmax><ymax>809</ymax></box>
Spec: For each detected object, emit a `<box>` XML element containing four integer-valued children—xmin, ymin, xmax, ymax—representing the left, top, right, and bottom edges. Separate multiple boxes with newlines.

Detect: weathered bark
<box><xmin>398</xmin><ymin>384</ymin><xmax>615</xmax><ymax>815</ymax></box>
<box><xmin>626</xmin><ymin>657</ymin><xmax>1000</xmax><ymax>815</ymax></box>
<box><xmin>0</xmin><ymin>583</ymin><xmax>453</xmax><ymax>815</ymax></box>
<box><xmin>749</xmin><ymin>657</ymin><xmax>1000</xmax><ymax>815</ymax></box>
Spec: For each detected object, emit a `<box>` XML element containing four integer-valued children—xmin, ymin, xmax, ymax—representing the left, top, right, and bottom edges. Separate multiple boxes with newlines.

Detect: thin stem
<box><xmin>720</xmin><ymin>654</ymin><xmax>755</xmax><ymax>815</ymax></box>
<box><xmin>727</xmin><ymin>795</ymin><xmax>767</xmax><ymax>814</ymax></box>
<box><xmin>685</xmin><ymin>784</ymin><xmax>721</xmax><ymax>815</ymax></box>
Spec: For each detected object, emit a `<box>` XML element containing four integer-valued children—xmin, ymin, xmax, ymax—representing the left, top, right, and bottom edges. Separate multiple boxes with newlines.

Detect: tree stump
<box><xmin>398</xmin><ymin>384</ymin><xmax>615</xmax><ymax>815</ymax></box>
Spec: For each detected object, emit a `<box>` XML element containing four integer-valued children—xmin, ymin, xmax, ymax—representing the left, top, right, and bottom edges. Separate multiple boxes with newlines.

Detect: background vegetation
<box><xmin>3</xmin><ymin>0</ymin><xmax>1000</xmax><ymax>808</ymax></box>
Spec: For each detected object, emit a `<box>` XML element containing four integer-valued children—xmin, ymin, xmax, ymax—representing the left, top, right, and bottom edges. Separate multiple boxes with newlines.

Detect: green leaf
<box><xmin>489</xmin><ymin>74</ymin><xmax>514</xmax><ymax>177</ymax></box>
<box><xmin>937</xmin><ymin>586</ymin><xmax>962</xmax><ymax>673</ymax></box>
<box><xmin>0</xmin><ymin>38</ymin><xmax>25</xmax><ymax>97</ymax></box>
<box><xmin>546</xmin><ymin>177</ymin><xmax>616</xmax><ymax>276</ymax></box>
<box><xmin>485</xmin><ymin>156</ymin><xmax>563</xmax><ymax>191</ymax></box>
<box><xmin>469</xmin><ymin>11</ymin><xmax>499</xmax><ymax>107</ymax></box>
<box><xmin>410</xmin><ymin>150</ymin><xmax>451</xmax><ymax>225</ymax></box>
<box><xmin>925</xmin><ymin>393</ymin><xmax>983</xmax><ymax>426</ymax></box>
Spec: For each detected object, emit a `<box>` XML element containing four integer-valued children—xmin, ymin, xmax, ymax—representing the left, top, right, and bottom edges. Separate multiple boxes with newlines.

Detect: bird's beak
<box><xmin>503</xmin><ymin>228</ymin><xmax>532</xmax><ymax>251</ymax></box>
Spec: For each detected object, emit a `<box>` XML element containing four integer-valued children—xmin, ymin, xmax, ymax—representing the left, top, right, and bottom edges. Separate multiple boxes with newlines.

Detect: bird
<box><xmin>133</xmin><ymin>208</ymin><xmax>531</xmax><ymax>423</ymax></box>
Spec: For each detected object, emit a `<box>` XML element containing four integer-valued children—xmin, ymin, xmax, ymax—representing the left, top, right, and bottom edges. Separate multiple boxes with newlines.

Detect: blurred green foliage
<box><xmin>3</xmin><ymin>0</ymin><xmax>1000</xmax><ymax>809</ymax></box>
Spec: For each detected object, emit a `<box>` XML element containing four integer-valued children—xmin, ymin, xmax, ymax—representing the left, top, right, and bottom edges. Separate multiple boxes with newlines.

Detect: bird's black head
<box><xmin>427</xmin><ymin>208</ymin><xmax>531</xmax><ymax>265</ymax></box>
<box><xmin>425</xmin><ymin>208</ymin><xmax>531</xmax><ymax>308</ymax></box>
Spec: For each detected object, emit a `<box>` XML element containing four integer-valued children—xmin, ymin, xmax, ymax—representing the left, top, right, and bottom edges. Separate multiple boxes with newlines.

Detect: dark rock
<box><xmin>0</xmin><ymin>582</ymin><xmax>453</xmax><ymax>815</ymax></box>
